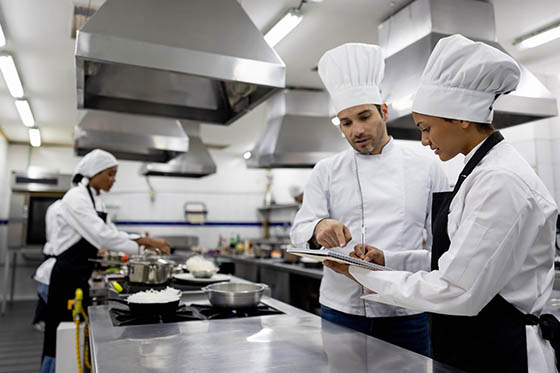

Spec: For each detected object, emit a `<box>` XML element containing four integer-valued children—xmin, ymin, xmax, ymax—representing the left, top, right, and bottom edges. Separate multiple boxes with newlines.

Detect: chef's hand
<box><xmin>351</xmin><ymin>244</ymin><xmax>385</xmax><ymax>266</ymax></box>
<box><xmin>313</xmin><ymin>219</ymin><xmax>352</xmax><ymax>248</ymax></box>
<box><xmin>136</xmin><ymin>237</ymin><xmax>171</xmax><ymax>255</ymax></box>
<box><xmin>323</xmin><ymin>260</ymin><xmax>356</xmax><ymax>282</ymax></box>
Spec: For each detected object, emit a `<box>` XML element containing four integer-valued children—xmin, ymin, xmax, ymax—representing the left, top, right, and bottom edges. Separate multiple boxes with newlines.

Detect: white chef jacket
<box><xmin>51</xmin><ymin>183</ymin><xmax>139</xmax><ymax>259</ymax></box>
<box><xmin>350</xmin><ymin>140</ymin><xmax>557</xmax><ymax>372</ymax></box>
<box><xmin>33</xmin><ymin>200</ymin><xmax>62</xmax><ymax>285</ymax></box>
<box><xmin>291</xmin><ymin>138</ymin><xmax>450</xmax><ymax>317</ymax></box>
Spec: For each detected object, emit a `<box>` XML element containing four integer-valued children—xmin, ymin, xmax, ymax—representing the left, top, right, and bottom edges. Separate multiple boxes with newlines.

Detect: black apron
<box><xmin>42</xmin><ymin>186</ymin><xmax>107</xmax><ymax>358</ymax></box>
<box><xmin>430</xmin><ymin>131</ymin><xmax>560</xmax><ymax>372</ymax></box>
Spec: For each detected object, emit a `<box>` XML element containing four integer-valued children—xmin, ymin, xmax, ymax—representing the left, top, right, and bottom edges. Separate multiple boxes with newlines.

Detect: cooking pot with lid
<box><xmin>128</xmin><ymin>255</ymin><xmax>175</xmax><ymax>284</ymax></box>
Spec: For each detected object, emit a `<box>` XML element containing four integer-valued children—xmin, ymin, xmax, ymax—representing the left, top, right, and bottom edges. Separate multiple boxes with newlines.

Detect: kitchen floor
<box><xmin>0</xmin><ymin>300</ymin><xmax>44</xmax><ymax>372</ymax></box>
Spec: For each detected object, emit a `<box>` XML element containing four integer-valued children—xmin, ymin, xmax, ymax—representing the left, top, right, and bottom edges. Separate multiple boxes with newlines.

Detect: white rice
<box><xmin>127</xmin><ymin>287</ymin><xmax>181</xmax><ymax>304</ymax></box>
<box><xmin>186</xmin><ymin>256</ymin><xmax>217</xmax><ymax>272</ymax></box>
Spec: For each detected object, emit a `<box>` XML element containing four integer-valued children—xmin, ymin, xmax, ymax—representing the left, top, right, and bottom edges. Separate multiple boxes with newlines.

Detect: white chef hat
<box><xmin>72</xmin><ymin>149</ymin><xmax>118</xmax><ymax>185</ymax></box>
<box><xmin>412</xmin><ymin>34</ymin><xmax>521</xmax><ymax>124</ymax></box>
<box><xmin>289</xmin><ymin>185</ymin><xmax>303</xmax><ymax>198</ymax></box>
<box><xmin>318</xmin><ymin>43</ymin><xmax>384</xmax><ymax>115</ymax></box>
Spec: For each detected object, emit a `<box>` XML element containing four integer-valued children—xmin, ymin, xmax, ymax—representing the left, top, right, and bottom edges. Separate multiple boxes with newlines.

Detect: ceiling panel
<box><xmin>0</xmin><ymin>0</ymin><xmax>557</xmax><ymax>148</ymax></box>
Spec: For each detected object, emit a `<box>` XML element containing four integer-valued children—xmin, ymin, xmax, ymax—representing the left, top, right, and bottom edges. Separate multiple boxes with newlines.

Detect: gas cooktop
<box><xmin>109</xmin><ymin>303</ymin><xmax>284</xmax><ymax>327</ymax></box>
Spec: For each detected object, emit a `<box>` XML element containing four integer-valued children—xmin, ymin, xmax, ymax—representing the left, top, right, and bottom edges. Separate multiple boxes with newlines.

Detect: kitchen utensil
<box><xmin>128</xmin><ymin>256</ymin><xmax>175</xmax><ymax>284</ymax></box>
<box><xmin>109</xmin><ymin>297</ymin><xmax>180</xmax><ymax>315</ymax></box>
<box><xmin>202</xmin><ymin>282</ymin><xmax>268</xmax><ymax>308</ymax></box>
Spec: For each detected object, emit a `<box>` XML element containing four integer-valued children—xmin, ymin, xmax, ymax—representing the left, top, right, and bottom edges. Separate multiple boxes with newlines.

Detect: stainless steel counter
<box><xmin>89</xmin><ymin>291</ymin><xmax>463</xmax><ymax>372</ymax></box>
<box><xmin>220</xmin><ymin>255</ymin><xmax>323</xmax><ymax>279</ymax></box>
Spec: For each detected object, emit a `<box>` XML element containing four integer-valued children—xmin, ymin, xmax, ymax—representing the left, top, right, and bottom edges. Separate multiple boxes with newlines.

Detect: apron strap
<box><xmin>85</xmin><ymin>184</ymin><xmax>97</xmax><ymax>210</ymax></box>
<box><xmin>451</xmin><ymin>131</ymin><xmax>504</xmax><ymax>199</ymax></box>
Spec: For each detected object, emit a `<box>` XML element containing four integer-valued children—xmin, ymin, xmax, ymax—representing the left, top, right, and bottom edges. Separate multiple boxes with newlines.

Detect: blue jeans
<box><xmin>38</xmin><ymin>283</ymin><xmax>49</xmax><ymax>304</ymax></box>
<box><xmin>41</xmin><ymin>356</ymin><xmax>55</xmax><ymax>373</ymax></box>
<box><xmin>321</xmin><ymin>304</ymin><xmax>430</xmax><ymax>357</ymax></box>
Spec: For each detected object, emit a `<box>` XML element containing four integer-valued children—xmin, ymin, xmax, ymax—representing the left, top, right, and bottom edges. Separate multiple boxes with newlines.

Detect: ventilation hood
<box><xmin>140</xmin><ymin>122</ymin><xmax>217</xmax><ymax>178</ymax></box>
<box><xmin>74</xmin><ymin>110</ymin><xmax>189</xmax><ymax>163</ymax></box>
<box><xmin>380</xmin><ymin>0</ymin><xmax>558</xmax><ymax>141</ymax></box>
<box><xmin>75</xmin><ymin>0</ymin><xmax>285</xmax><ymax>125</ymax></box>
<box><xmin>246</xmin><ymin>89</ymin><xmax>349</xmax><ymax>168</ymax></box>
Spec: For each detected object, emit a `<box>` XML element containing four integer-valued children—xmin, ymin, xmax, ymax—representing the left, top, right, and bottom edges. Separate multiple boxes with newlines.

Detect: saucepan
<box><xmin>127</xmin><ymin>255</ymin><xmax>176</xmax><ymax>284</ymax></box>
<box><xmin>202</xmin><ymin>282</ymin><xmax>268</xmax><ymax>309</ymax></box>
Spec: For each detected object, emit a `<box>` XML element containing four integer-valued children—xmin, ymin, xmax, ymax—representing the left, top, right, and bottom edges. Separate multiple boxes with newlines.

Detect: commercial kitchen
<box><xmin>1</xmin><ymin>0</ymin><xmax>560</xmax><ymax>372</ymax></box>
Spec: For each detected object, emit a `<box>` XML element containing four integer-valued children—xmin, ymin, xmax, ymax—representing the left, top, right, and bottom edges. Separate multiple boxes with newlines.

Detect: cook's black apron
<box><xmin>430</xmin><ymin>131</ymin><xmax>560</xmax><ymax>372</ymax></box>
<box><xmin>42</xmin><ymin>186</ymin><xmax>107</xmax><ymax>358</ymax></box>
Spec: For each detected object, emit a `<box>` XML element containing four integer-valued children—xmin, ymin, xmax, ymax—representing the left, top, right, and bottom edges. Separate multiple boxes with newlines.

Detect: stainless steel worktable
<box><xmin>220</xmin><ymin>254</ymin><xmax>324</xmax><ymax>279</ymax></box>
<box><xmin>88</xmin><ymin>292</ymin><xmax>463</xmax><ymax>372</ymax></box>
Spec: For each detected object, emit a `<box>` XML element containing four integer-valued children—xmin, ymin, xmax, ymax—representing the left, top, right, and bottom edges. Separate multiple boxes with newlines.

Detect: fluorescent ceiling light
<box><xmin>391</xmin><ymin>94</ymin><xmax>414</xmax><ymax>111</ymax></box>
<box><xmin>28</xmin><ymin>128</ymin><xmax>41</xmax><ymax>147</ymax></box>
<box><xmin>264</xmin><ymin>8</ymin><xmax>303</xmax><ymax>47</ymax></box>
<box><xmin>15</xmin><ymin>99</ymin><xmax>35</xmax><ymax>127</ymax></box>
<box><xmin>515</xmin><ymin>22</ymin><xmax>560</xmax><ymax>50</ymax></box>
<box><xmin>331</xmin><ymin>116</ymin><xmax>340</xmax><ymax>126</ymax></box>
<box><xmin>0</xmin><ymin>55</ymin><xmax>24</xmax><ymax>98</ymax></box>
<box><xmin>243</xmin><ymin>151</ymin><xmax>252</xmax><ymax>160</ymax></box>
<box><xmin>0</xmin><ymin>23</ymin><xmax>5</xmax><ymax>47</ymax></box>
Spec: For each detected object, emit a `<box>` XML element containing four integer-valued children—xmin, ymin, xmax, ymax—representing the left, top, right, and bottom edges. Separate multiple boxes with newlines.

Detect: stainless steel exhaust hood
<box><xmin>246</xmin><ymin>89</ymin><xmax>349</xmax><ymax>168</ymax></box>
<box><xmin>74</xmin><ymin>110</ymin><xmax>189</xmax><ymax>163</ymax></box>
<box><xmin>140</xmin><ymin>122</ymin><xmax>217</xmax><ymax>178</ymax></box>
<box><xmin>75</xmin><ymin>0</ymin><xmax>285</xmax><ymax>125</ymax></box>
<box><xmin>380</xmin><ymin>0</ymin><xmax>558</xmax><ymax>141</ymax></box>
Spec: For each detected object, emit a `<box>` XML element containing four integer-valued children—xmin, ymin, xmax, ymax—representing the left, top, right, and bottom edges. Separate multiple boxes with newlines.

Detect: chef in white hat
<box><xmin>290</xmin><ymin>43</ymin><xmax>449</xmax><ymax>356</ymax></box>
<box><xmin>325</xmin><ymin>35</ymin><xmax>559</xmax><ymax>373</ymax></box>
<box><xmin>41</xmin><ymin>149</ymin><xmax>170</xmax><ymax>372</ymax></box>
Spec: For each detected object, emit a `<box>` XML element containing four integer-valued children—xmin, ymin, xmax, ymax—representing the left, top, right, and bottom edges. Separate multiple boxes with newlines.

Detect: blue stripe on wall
<box><xmin>113</xmin><ymin>221</ymin><xmax>292</xmax><ymax>227</ymax></box>
<box><xmin>0</xmin><ymin>219</ymin><xmax>291</xmax><ymax>227</ymax></box>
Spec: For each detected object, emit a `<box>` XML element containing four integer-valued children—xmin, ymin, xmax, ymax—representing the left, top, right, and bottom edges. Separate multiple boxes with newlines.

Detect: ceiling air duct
<box><xmin>380</xmin><ymin>0</ymin><xmax>558</xmax><ymax>140</ymax></box>
<box><xmin>140</xmin><ymin>122</ymin><xmax>217</xmax><ymax>178</ymax></box>
<box><xmin>246</xmin><ymin>89</ymin><xmax>349</xmax><ymax>168</ymax></box>
<box><xmin>75</xmin><ymin>0</ymin><xmax>285</xmax><ymax>125</ymax></box>
<box><xmin>74</xmin><ymin>110</ymin><xmax>189</xmax><ymax>163</ymax></box>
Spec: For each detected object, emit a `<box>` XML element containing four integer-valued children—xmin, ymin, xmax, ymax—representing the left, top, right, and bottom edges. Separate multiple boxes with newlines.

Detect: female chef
<box><xmin>325</xmin><ymin>34</ymin><xmax>560</xmax><ymax>373</ymax></box>
<box><xmin>41</xmin><ymin>149</ymin><xmax>170</xmax><ymax>372</ymax></box>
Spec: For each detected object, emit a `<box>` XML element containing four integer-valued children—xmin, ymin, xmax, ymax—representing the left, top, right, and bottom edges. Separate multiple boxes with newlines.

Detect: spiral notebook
<box><xmin>287</xmin><ymin>248</ymin><xmax>392</xmax><ymax>271</ymax></box>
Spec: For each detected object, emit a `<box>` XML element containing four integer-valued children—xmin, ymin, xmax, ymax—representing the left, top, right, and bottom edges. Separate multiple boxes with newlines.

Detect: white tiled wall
<box><xmin>0</xmin><ymin>144</ymin><xmax>312</xmax><ymax>299</ymax></box>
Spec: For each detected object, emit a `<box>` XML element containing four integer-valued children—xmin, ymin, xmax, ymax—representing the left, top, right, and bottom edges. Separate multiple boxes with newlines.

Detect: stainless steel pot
<box><xmin>128</xmin><ymin>256</ymin><xmax>175</xmax><ymax>284</ymax></box>
<box><xmin>202</xmin><ymin>282</ymin><xmax>268</xmax><ymax>308</ymax></box>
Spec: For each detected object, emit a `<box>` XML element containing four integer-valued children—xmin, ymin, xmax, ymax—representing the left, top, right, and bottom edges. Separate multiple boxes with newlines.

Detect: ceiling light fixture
<box><xmin>0</xmin><ymin>54</ymin><xmax>24</xmax><ymax>98</ymax></box>
<box><xmin>0</xmin><ymin>23</ymin><xmax>5</xmax><ymax>47</ymax></box>
<box><xmin>514</xmin><ymin>21</ymin><xmax>560</xmax><ymax>50</ymax></box>
<box><xmin>28</xmin><ymin>128</ymin><xmax>41</xmax><ymax>147</ymax></box>
<box><xmin>264</xmin><ymin>8</ymin><xmax>303</xmax><ymax>47</ymax></box>
<box><xmin>15</xmin><ymin>99</ymin><xmax>35</xmax><ymax>127</ymax></box>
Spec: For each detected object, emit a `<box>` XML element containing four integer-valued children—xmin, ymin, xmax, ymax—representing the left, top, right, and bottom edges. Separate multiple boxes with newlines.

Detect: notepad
<box><xmin>287</xmin><ymin>248</ymin><xmax>392</xmax><ymax>271</ymax></box>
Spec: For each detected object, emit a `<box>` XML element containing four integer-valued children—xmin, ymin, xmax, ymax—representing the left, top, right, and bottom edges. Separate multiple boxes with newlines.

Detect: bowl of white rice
<box><xmin>186</xmin><ymin>256</ymin><xmax>218</xmax><ymax>278</ymax></box>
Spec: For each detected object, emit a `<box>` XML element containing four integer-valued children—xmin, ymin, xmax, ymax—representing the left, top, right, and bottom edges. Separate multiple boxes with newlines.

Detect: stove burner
<box><xmin>109</xmin><ymin>303</ymin><xmax>284</xmax><ymax>326</ymax></box>
<box><xmin>189</xmin><ymin>303</ymin><xmax>283</xmax><ymax>320</ymax></box>
<box><xmin>109</xmin><ymin>305</ymin><xmax>200</xmax><ymax>326</ymax></box>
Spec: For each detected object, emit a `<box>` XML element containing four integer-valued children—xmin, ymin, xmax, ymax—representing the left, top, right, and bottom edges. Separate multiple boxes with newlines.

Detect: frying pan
<box><xmin>109</xmin><ymin>297</ymin><xmax>180</xmax><ymax>315</ymax></box>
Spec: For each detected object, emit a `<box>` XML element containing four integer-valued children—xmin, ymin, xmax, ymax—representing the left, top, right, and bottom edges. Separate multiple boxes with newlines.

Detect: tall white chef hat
<box><xmin>412</xmin><ymin>34</ymin><xmax>521</xmax><ymax>124</ymax></box>
<box><xmin>318</xmin><ymin>43</ymin><xmax>384</xmax><ymax>115</ymax></box>
<box><xmin>288</xmin><ymin>185</ymin><xmax>303</xmax><ymax>198</ymax></box>
<box><xmin>72</xmin><ymin>149</ymin><xmax>118</xmax><ymax>185</ymax></box>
